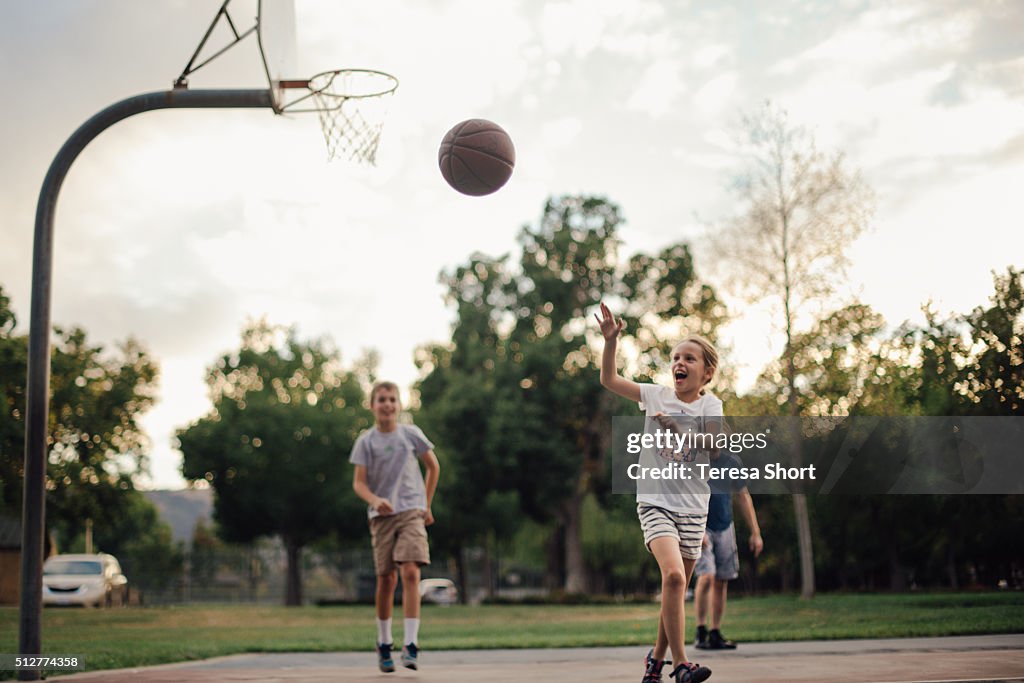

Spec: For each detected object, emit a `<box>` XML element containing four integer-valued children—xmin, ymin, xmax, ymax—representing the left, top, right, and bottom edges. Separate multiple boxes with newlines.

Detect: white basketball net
<box><xmin>306</xmin><ymin>70</ymin><xmax>398</xmax><ymax>164</ymax></box>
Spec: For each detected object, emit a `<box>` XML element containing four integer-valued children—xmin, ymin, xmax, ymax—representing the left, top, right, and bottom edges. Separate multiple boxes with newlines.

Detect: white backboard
<box><xmin>257</xmin><ymin>0</ymin><xmax>297</xmax><ymax>110</ymax></box>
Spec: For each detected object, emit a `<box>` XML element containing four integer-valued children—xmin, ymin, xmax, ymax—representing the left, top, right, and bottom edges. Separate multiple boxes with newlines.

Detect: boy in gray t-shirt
<box><xmin>351</xmin><ymin>382</ymin><xmax>440</xmax><ymax>673</ymax></box>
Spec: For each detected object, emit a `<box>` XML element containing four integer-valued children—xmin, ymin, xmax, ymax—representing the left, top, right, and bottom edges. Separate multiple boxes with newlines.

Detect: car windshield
<box><xmin>44</xmin><ymin>560</ymin><xmax>102</xmax><ymax>576</ymax></box>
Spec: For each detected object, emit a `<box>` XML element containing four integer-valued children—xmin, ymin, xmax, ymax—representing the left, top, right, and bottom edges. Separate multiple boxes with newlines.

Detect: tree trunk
<box><xmin>545</xmin><ymin>524</ymin><xmax>565</xmax><ymax>591</ymax></box>
<box><xmin>284</xmin><ymin>536</ymin><xmax>303</xmax><ymax>606</ymax></box>
<box><xmin>787</xmin><ymin>357</ymin><xmax>816</xmax><ymax>599</ymax></box>
<box><xmin>564</xmin><ymin>492</ymin><xmax>587</xmax><ymax>594</ymax></box>
<box><xmin>887</xmin><ymin>533</ymin><xmax>906</xmax><ymax>592</ymax></box>
<box><xmin>454</xmin><ymin>545</ymin><xmax>469</xmax><ymax>605</ymax></box>
<box><xmin>483</xmin><ymin>532</ymin><xmax>496</xmax><ymax>600</ymax></box>
<box><xmin>781</xmin><ymin>198</ymin><xmax>816</xmax><ymax>600</ymax></box>
<box><xmin>590</xmin><ymin>563</ymin><xmax>610</xmax><ymax>595</ymax></box>
<box><xmin>793</xmin><ymin>493</ymin><xmax>815</xmax><ymax>598</ymax></box>
<box><xmin>786</xmin><ymin>350</ymin><xmax>815</xmax><ymax>599</ymax></box>
<box><xmin>836</xmin><ymin>508</ymin><xmax>848</xmax><ymax>591</ymax></box>
<box><xmin>946</xmin><ymin>542</ymin><xmax>959</xmax><ymax>590</ymax></box>
<box><xmin>248</xmin><ymin>548</ymin><xmax>261</xmax><ymax>601</ymax></box>
<box><xmin>780</xmin><ymin>550</ymin><xmax>791</xmax><ymax>593</ymax></box>
<box><xmin>945</xmin><ymin>515</ymin><xmax>960</xmax><ymax>590</ymax></box>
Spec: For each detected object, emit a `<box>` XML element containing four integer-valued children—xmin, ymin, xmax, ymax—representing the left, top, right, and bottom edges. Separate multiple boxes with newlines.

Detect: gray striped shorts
<box><xmin>638</xmin><ymin>503</ymin><xmax>707</xmax><ymax>560</ymax></box>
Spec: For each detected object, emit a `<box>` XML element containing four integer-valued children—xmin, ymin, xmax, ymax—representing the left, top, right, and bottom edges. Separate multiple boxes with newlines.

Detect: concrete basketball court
<box><xmin>51</xmin><ymin>634</ymin><xmax>1024</xmax><ymax>682</ymax></box>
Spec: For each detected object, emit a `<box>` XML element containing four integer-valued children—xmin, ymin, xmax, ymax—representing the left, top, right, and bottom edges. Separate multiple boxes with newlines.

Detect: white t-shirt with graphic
<box><xmin>636</xmin><ymin>384</ymin><xmax>724</xmax><ymax>515</ymax></box>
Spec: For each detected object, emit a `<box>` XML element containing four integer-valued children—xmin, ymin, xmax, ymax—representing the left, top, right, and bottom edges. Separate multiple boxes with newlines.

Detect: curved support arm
<box><xmin>18</xmin><ymin>88</ymin><xmax>274</xmax><ymax>678</ymax></box>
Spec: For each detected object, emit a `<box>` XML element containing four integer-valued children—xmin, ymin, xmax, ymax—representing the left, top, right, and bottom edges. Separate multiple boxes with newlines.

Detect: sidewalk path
<box><xmin>53</xmin><ymin>634</ymin><xmax>1024</xmax><ymax>682</ymax></box>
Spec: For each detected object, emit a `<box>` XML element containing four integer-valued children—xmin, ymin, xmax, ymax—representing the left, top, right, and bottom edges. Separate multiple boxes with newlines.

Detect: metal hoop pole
<box><xmin>19</xmin><ymin>88</ymin><xmax>273</xmax><ymax>681</ymax></box>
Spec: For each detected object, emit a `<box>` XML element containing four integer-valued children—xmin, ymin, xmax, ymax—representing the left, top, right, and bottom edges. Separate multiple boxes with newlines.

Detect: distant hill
<box><xmin>143</xmin><ymin>489</ymin><xmax>214</xmax><ymax>546</ymax></box>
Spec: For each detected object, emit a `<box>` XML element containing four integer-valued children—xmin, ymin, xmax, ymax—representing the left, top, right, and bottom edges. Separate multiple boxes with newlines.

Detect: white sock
<box><xmin>377</xmin><ymin>618</ymin><xmax>392</xmax><ymax>645</ymax></box>
<box><xmin>404</xmin><ymin>618</ymin><xmax>420</xmax><ymax>646</ymax></box>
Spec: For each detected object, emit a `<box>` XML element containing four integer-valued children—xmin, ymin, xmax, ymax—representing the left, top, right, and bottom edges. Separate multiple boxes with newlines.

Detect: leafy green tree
<box><xmin>888</xmin><ymin>268</ymin><xmax>1023</xmax><ymax>589</ymax></box>
<box><xmin>887</xmin><ymin>306</ymin><xmax>968</xmax><ymax>417</ymax></box>
<box><xmin>619</xmin><ymin>242</ymin><xmax>729</xmax><ymax>379</ymax></box>
<box><xmin>581</xmin><ymin>493</ymin><xmax>657</xmax><ymax>594</ymax></box>
<box><xmin>737</xmin><ymin>303</ymin><xmax>892</xmax><ymax>416</ymax></box>
<box><xmin>736</xmin><ymin>302</ymin><xmax>935</xmax><ymax>590</ymax></box>
<box><xmin>495</xmin><ymin>196</ymin><xmax>624</xmax><ymax>592</ymax></box>
<box><xmin>739</xmin><ymin>269</ymin><xmax>1023</xmax><ymax>591</ymax></box>
<box><xmin>0</xmin><ymin>286</ymin><xmax>25</xmax><ymax>512</ymax></box>
<box><xmin>177</xmin><ymin>320</ymin><xmax>371</xmax><ymax>606</ymax></box>
<box><xmin>418</xmin><ymin>196</ymin><xmax>726</xmax><ymax>593</ymax></box>
<box><xmin>0</xmin><ymin>286</ymin><xmax>168</xmax><ymax>561</ymax></box>
<box><xmin>410</xmin><ymin>257</ymin><xmax>514</xmax><ymax>590</ymax></box>
<box><xmin>885</xmin><ymin>266</ymin><xmax>1022</xmax><ymax>418</ymax></box>
<box><xmin>958</xmin><ymin>266</ymin><xmax>1023</xmax><ymax>415</ymax></box>
<box><xmin>415</xmin><ymin>254</ymin><xmax>523</xmax><ymax>600</ymax></box>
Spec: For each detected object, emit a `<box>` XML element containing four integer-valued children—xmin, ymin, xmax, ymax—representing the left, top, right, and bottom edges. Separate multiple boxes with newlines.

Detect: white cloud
<box><xmin>541</xmin><ymin>117</ymin><xmax>584</xmax><ymax>148</ymax></box>
<box><xmin>770</xmin><ymin>3</ymin><xmax>950</xmax><ymax>76</ymax></box>
<box><xmin>626</xmin><ymin>61</ymin><xmax>687</xmax><ymax>118</ymax></box>
<box><xmin>540</xmin><ymin>0</ymin><xmax>667</xmax><ymax>59</ymax></box>
<box><xmin>694</xmin><ymin>73</ymin><xmax>737</xmax><ymax>115</ymax></box>
<box><xmin>692</xmin><ymin>43</ymin><xmax>731</xmax><ymax>70</ymax></box>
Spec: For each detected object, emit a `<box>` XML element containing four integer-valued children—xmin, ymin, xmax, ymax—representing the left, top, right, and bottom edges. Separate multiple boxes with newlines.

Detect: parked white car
<box><xmin>419</xmin><ymin>578</ymin><xmax>458</xmax><ymax>605</ymax></box>
<box><xmin>42</xmin><ymin>553</ymin><xmax>128</xmax><ymax>607</ymax></box>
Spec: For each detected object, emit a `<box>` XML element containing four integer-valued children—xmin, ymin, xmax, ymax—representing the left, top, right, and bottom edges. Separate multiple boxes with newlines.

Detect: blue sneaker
<box><xmin>377</xmin><ymin>642</ymin><xmax>395</xmax><ymax>673</ymax></box>
<box><xmin>401</xmin><ymin>642</ymin><xmax>419</xmax><ymax>670</ymax></box>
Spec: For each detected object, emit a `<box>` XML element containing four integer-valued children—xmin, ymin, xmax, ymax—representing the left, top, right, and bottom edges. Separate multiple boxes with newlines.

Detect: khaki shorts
<box><xmin>369</xmin><ymin>509</ymin><xmax>431</xmax><ymax>575</ymax></box>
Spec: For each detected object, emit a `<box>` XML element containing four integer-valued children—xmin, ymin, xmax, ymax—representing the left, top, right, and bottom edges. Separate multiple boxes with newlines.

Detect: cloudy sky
<box><xmin>2</xmin><ymin>0</ymin><xmax>1022</xmax><ymax>489</ymax></box>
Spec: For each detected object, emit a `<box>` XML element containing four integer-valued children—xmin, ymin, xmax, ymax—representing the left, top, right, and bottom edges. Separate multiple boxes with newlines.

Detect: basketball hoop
<box><xmin>171</xmin><ymin>1</ymin><xmax>398</xmax><ymax>164</ymax></box>
<box><xmin>277</xmin><ymin>69</ymin><xmax>399</xmax><ymax>165</ymax></box>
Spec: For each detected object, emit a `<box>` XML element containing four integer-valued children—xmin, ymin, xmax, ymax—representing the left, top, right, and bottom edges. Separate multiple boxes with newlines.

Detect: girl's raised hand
<box><xmin>594</xmin><ymin>302</ymin><xmax>625</xmax><ymax>340</ymax></box>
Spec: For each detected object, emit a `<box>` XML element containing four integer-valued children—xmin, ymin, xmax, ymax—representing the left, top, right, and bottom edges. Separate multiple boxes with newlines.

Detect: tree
<box><xmin>415</xmin><ymin>198</ymin><xmax>622</xmax><ymax>593</ymax></box>
<box><xmin>0</xmin><ymin>285</ymin><xmax>167</xmax><ymax>550</ymax></box>
<box><xmin>505</xmin><ymin>197</ymin><xmax>620</xmax><ymax>592</ymax></box>
<box><xmin>177</xmin><ymin>320</ymin><xmax>371</xmax><ymax>606</ymax></box>
<box><xmin>417</xmin><ymin>196</ymin><xmax>726</xmax><ymax>594</ymax></box>
<box><xmin>0</xmin><ymin>286</ymin><xmax>26</xmax><ymax>512</ymax></box>
<box><xmin>712</xmin><ymin>102</ymin><xmax>874</xmax><ymax>598</ymax></box>
<box><xmin>958</xmin><ymin>266</ymin><xmax>1023</xmax><ymax>415</ymax></box>
<box><xmin>885</xmin><ymin>266</ymin><xmax>1023</xmax><ymax>418</ymax></box>
<box><xmin>736</xmin><ymin>268</ymin><xmax>1023</xmax><ymax>591</ymax></box>
<box><xmin>738</xmin><ymin>303</ymin><xmax>892</xmax><ymax>417</ymax></box>
<box><xmin>414</xmin><ymin>255</ymin><xmax>520</xmax><ymax>601</ymax></box>
<box><xmin>91</xmin><ymin>490</ymin><xmax>184</xmax><ymax>597</ymax></box>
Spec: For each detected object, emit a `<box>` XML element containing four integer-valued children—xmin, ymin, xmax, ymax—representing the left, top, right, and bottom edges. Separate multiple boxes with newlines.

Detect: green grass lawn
<box><xmin>1</xmin><ymin>592</ymin><xmax>1022</xmax><ymax>677</ymax></box>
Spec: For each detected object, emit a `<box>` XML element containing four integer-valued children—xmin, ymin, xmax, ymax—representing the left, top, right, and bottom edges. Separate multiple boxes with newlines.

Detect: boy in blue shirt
<box><xmin>693</xmin><ymin>452</ymin><xmax>763</xmax><ymax>650</ymax></box>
